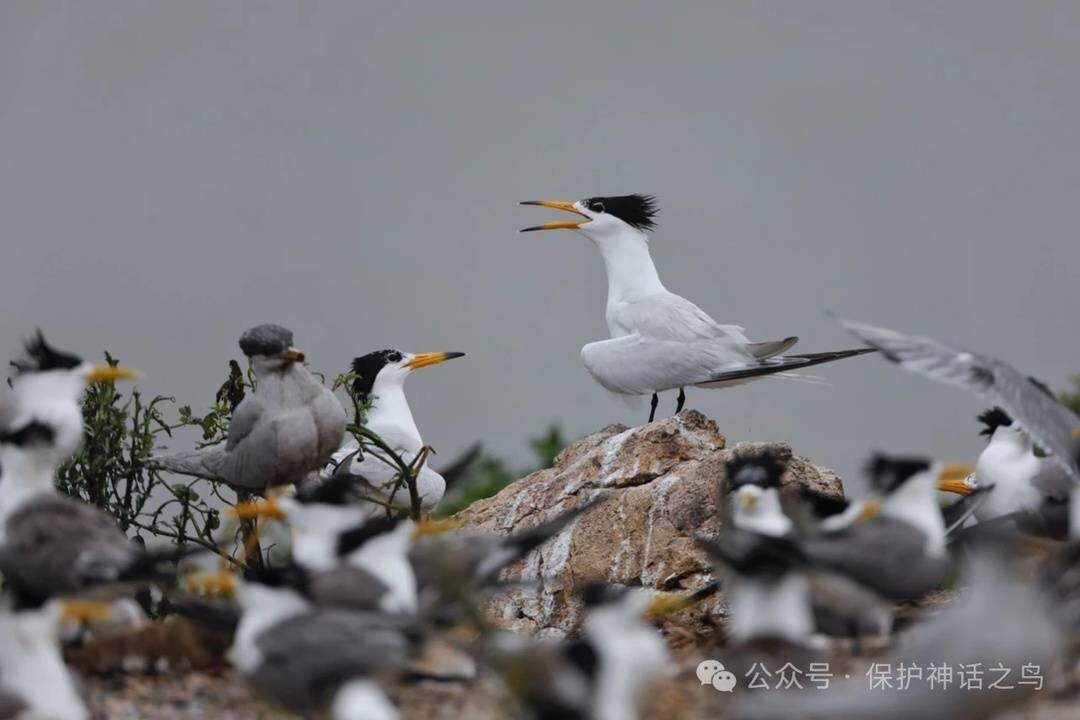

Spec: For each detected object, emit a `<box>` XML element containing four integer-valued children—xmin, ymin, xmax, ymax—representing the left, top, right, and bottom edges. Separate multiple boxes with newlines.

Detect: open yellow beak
<box><xmin>520</xmin><ymin>200</ymin><xmax>590</xmax><ymax>232</ymax></box>
<box><xmin>60</xmin><ymin>599</ymin><xmax>115</xmax><ymax>623</ymax></box>
<box><xmin>406</xmin><ymin>352</ymin><xmax>466</xmax><ymax>371</ymax></box>
<box><xmin>935</xmin><ymin>463</ymin><xmax>976</xmax><ymax>496</ymax></box>
<box><xmin>230</xmin><ymin>498</ymin><xmax>285</xmax><ymax>520</ymax></box>
<box><xmin>85</xmin><ymin>364</ymin><xmax>140</xmax><ymax>384</ymax></box>
<box><xmin>183</xmin><ymin>570</ymin><xmax>238</xmax><ymax>598</ymax></box>
<box><xmin>412</xmin><ymin>517</ymin><xmax>460</xmax><ymax>538</ymax></box>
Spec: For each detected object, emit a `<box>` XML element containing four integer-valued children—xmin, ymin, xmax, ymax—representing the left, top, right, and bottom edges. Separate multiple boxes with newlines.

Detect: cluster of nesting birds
<box><xmin>0</xmin><ymin>194</ymin><xmax>1077</xmax><ymax>720</ymax></box>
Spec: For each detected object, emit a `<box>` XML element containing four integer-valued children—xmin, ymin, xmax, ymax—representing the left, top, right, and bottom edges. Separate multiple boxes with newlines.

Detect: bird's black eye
<box><xmin>589</xmin><ymin>200</ymin><xmax>605</xmax><ymax>213</ymax></box>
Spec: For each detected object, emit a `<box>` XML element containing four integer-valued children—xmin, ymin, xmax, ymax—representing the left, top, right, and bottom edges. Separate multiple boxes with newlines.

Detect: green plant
<box><xmin>56</xmin><ymin>354</ymin><xmax>238</xmax><ymax>559</ymax></box>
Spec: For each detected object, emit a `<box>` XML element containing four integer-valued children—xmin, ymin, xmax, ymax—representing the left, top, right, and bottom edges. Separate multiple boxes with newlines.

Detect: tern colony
<box><xmin>0</xmin><ymin>194</ymin><xmax>1077</xmax><ymax>720</ymax></box>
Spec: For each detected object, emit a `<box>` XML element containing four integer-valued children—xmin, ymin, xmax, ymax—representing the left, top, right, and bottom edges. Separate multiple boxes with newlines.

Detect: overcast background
<box><xmin>2</xmin><ymin>2</ymin><xmax>1078</xmax><ymax>492</ymax></box>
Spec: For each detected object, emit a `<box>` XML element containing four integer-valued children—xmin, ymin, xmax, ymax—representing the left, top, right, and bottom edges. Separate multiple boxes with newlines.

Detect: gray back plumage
<box><xmin>251</xmin><ymin>610</ymin><xmax>410</xmax><ymax>712</ymax></box>
<box><xmin>0</xmin><ymin>494</ymin><xmax>136</xmax><ymax>603</ymax></box>
<box><xmin>801</xmin><ymin>517</ymin><xmax>949</xmax><ymax>600</ymax></box>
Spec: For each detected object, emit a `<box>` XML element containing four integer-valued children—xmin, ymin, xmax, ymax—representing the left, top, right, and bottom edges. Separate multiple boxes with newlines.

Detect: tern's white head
<box><xmin>349</xmin><ymin>349</ymin><xmax>465</xmax><ymax>433</ymax></box>
<box><xmin>521</xmin><ymin>195</ymin><xmax>665</xmax><ymax>303</ymax></box>
<box><xmin>866</xmin><ymin>454</ymin><xmax>974</xmax><ymax>556</ymax></box>
<box><xmin>520</xmin><ymin>195</ymin><xmax>658</xmax><ymax>242</ymax></box>
<box><xmin>6</xmin><ymin>331</ymin><xmax>138</xmax><ymax>464</ymax></box>
<box><xmin>727</xmin><ymin>451</ymin><xmax>793</xmax><ymax>537</ymax></box>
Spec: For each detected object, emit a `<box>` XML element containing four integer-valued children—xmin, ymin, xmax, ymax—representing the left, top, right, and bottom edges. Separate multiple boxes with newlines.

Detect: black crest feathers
<box><xmin>350</xmin><ymin>349</ymin><xmax>404</xmax><ymax>401</ymax></box>
<box><xmin>725</xmin><ymin>450</ymin><xmax>788</xmax><ymax>490</ymax></box>
<box><xmin>977</xmin><ymin>407</ymin><xmax>1013</xmax><ymax>437</ymax></box>
<box><xmin>865</xmin><ymin>453</ymin><xmax>932</xmax><ymax>494</ymax></box>
<box><xmin>583</xmin><ymin>194</ymin><xmax>658</xmax><ymax>231</ymax></box>
<box><xmin>10</xmin><ymin>331</ymin><xmax>82</xmax><ymax>373</ymax></box>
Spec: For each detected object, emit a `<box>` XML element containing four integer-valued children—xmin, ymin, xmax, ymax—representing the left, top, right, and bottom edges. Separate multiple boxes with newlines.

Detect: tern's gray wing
<box><xmin>225</xmin><ymin>394</ymin><xmax>265</xmax><ymax>451</ymax></box>
<box><xmin>614</xmin><ymin>292</ymin><xmax>752</xmax><ymax>345</ymax></box>
<box><xmin>251</xmin><ymin>610</ymin><xmax>410</xmax><ymax>712</ymax></box>
<box><xmin>838</xmin><ymin>317</ymin><xmax>1080</xmax><ymax>480</ymax></box>
<box><xmin>310</xmin><ymin>384</ymin><xmax>347</xmax><ymax>461</ymax></box>
<box><xmin>581</xmin><ymin>334</ymin><xmax>748</xmax><ymax>394</ymax></box>
<box><xmin>801</xmin><ymin>517</ymin><xmax>948</xmax><ymax>600</ymax></box>
<box><xmin>308</xmin><ymin>566</ymin><xmax>391</xmax><ymax>612</ymax></box>
<box><xmin>740</xmin><ymin>553</ymin><xmax>1063</xmax><ymax>720</ymax></box>
<box><xmin>0</xmin><ymin>495</ymin><xmax>136</xmax><ymax>600</ymax></box>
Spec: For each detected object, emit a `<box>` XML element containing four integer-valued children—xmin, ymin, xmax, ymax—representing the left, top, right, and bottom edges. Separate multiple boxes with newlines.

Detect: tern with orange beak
<box><xmin>835</xmin><ymin>317</ymin><xmax>1080</xmax><ymax>536</ymax></box>
<box><xmin>520</xmin><ymin>195</ymin><xmax>875</xmax><ymax>422</ymax></box>
<box><xmin>320</xmin><ymin>349</ymin><xmax>466</xmax><ymax>518</ymax></box>
<box><xmin>154</xmin><ymin>324</ymin><xmax>347</xmax><ymax>491</ymax></box>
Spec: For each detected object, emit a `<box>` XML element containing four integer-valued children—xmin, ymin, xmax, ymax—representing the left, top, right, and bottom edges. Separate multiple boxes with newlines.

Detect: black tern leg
<box><xmin>648</xmin><ymin>393</ymin><xmax>659</xmax><ymax>423</ymax></box>
<box><xmin>675</xmin><ymin>387</ymin><xmax>686</xmax><ymax>414</ymax></box>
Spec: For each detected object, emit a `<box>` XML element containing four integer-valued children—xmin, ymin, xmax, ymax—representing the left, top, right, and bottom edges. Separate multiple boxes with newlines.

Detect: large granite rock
<box><xmin>453</xmin><ymin>410</ymin><xmax>844</xmax><ymax>637</ymax></box>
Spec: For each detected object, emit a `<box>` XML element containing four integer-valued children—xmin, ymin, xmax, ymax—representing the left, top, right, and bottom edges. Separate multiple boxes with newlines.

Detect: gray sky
<box><xmin>2</xmin><ymin>1</ymin><xmax>1078</xmax><ymax>491</ymax></box>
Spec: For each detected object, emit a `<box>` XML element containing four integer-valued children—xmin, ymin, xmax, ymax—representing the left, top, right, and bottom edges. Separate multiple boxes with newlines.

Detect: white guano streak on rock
<box><xmin>641</xmin><ymin>474</ymin><xmax>680</xmax><ymax>586</ymax></box>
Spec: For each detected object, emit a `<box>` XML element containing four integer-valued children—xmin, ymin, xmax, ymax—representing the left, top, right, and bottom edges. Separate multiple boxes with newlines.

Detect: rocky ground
<box><xmin>73</xmin><ymin>411</ymin><xmax>1080</xmax><ymax>719</ymax></box>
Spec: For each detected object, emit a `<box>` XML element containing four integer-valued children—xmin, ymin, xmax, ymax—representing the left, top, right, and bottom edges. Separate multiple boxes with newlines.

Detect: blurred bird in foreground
<box><xmin>0</xmin><ymin>597</ymin><xmax>116</xmax><ymax>720</ymax></box>
<box><xmin>836</xmin><ymin>318</ymin><xmax>1080</xmax><ymax>483</ymax></box>
<box><xmin>0</xmin><ymin>335</ymin><xmax>185</xmax><ymax>606</ymax></box>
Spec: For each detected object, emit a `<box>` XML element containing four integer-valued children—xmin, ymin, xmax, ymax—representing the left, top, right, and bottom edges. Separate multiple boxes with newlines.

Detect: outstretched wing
<box><xmin>837</xmin><ymin>317</ymin><xmax>1080</xmax><ymax>481</ymax></box>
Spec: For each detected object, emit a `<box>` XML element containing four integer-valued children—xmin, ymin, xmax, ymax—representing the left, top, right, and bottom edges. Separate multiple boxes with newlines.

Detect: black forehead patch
<box><xmin>0</xmin><ymin>421</ymin><xmax>57</xmax><ymax>448</ymax></box>
<box><xmin>336</xmin><ymin>516</ymin><xmax>403</xmax><ymax>557</ymax></box>
<box><xmin>580</xmin><ymin>582</ymin><xmax>629</xmax><ymax>609</ymax></box>
<box><xmin>865</xmin><ymin>453</ymin><xmax>932</xmax><ymax>494</ymax></box>
<box><xmin>582</xmin><ymin>194</ymin><xmax>658</xmax><ymax>231</ymax></box>
<box><xmin>351</xmin><ymin>349</ymin><xmax>404</xmax><ymax>399</ymax></box>
<box><xmin>238</xmin><ymin>324</ymin><xmax>294</xmax><ymax>357</ymax></box>
<box><xmin>243</xmin><ymin>563</ymin><xmax>309</xmax><ymax>592</ymax></box>
<box><xmin>977</xmin><ymin>407</ymin><xmax>1013</xmax><ymax>437</ymax></box>
<box><xmin>722</xmin><ymin>533</ymin><xmax>806</xmax><ymax>578</ymax></box>
<box><xmin>296</xmin><ymin>474</ymin><xmax>358</xmax><ymax>506</ymax></box>
<box><xmin>10</xmin><ymin>331</ymin><xmax>83</xmax><ymax>373</ymax></box>
<box><xmin>563</xmin><ymin>639</ymin><xmax>600</xmax><ymax>681</ymax></box>
<box><xmin>725</xmin><ymin>450</ymin><xmax>787</xmax><ymax>490</ymax></box>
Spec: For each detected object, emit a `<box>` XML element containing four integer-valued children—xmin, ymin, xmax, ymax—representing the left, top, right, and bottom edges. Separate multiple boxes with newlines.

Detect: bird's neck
<box><xmin>366</xmin><ymin>378</ymin><xmax>421</xmax><ymax>444</ymax></box>
<box><xmin>0</xmin><ymin>453</ymin><xmax>56</xmax><ymax>533</ymax></box>
<box><xmin>596</xmin><ymin>232</ymin><xmax>666</xmax><ymax>307</ymax></box>
<box><xmin>882</xmin><ymin>476</ymin><xmax>946</xmax><ymax>556</ymax></box>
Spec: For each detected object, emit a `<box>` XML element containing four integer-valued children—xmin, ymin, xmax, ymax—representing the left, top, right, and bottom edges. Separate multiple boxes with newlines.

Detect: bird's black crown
<box><xmin>296</xmin><ymin>474</ymin><xmax>360</xmax><ymax>507</ymax></box>
<box><xmin>336</xmin><ymin>516</ymin><xmax>404</xmax><ymax>557</ymax></box>
<box><xmin>351</xmin><ymin>349</ymin><xmax>404</xmax><ymax>401</ymax></box>
<box><xmin>238</xmin><ymin>324</ymin><xmax>294</xmax><ymax>358</ymax></box>
<box><xmin>725</xmin><ymin>450</ymin><xmax>787</xmax><ymax>490</ymax></box>
<box><xmin>977</xmin><ymin>407</ymin><xmax>1013</xmax><ymax>437</ymax></box>
<box><xmin>583</xmin><ymin>194</ymin><xmax>658</xmax><ymax>231</ymax></box>
<box><xmin>865</xmin><ymin>453</ymin><xmax>932</xmax><ymax>494</ymax></box>
<box><xmin>10</xmin><ymin>331</ymin><xmax>82</xmax><ymax>374</ymax></box>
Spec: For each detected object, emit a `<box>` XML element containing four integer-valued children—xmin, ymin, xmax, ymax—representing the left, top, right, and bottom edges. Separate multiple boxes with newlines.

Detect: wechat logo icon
<box><xmin>697</xmin><ymin>659</ymin><xmax>737</xmax><ymax>692</ymax></box>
